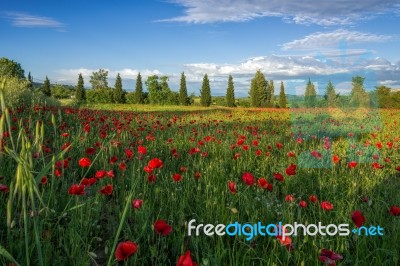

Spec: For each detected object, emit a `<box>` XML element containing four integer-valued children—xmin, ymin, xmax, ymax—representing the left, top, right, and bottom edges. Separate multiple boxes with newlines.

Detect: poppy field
<box><xmin>1</xmin><ymin>99</ymin><xmax>400</xmax><ymax>265</ymax></box>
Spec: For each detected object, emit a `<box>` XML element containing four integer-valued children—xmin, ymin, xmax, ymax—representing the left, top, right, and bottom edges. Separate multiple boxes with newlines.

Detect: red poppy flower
<box><xmin>125</xmin><ymin>149</ymin><xmax>134</xmax><ymax>159</ymax></box>
<box><xmin>276</xmin><ymin>142</ymin><xmax>283</xmax><ymax>149</ymax></box>
<box><xmin>299</xmin><ymin>200</ymin><xmax>307</xmax><ymax>208</ymax></box>
<box><xmin>144</xmin><ymin>165</ymin><xmax>154</xmax><ymax>173</ymax></box>
<box><xmin>132</xmin><ymin>199</ymin><xmax>143</xmax><ymax>209</ymax></box>
<box><xmin>86</xmin><ymin>147</ymin><xmax>96</xmax><ymax>156</ymax></box>
<box><xmin>319</xmin><ymin>249</ymin><xmax>343</xmax><ymax>265</ymax></box>
<box><xmin>332</xmin><ymin>155</ymin><xmax>340</xmax><ymax>164</ymax></box>
<box><xmin>78</xmin><ymin>157</ymin><xmax>91</xmax><ymax>168</ymax></box>
<box><xmin>396</xmin><ymin>166</ymin><xmax>400</xmax><ymax>172</ymax></box>
<box><xmin>148</xmin><ymin>158</ymin><xmax>163</xmax><ymax>169</ymax></box>
<box><xmin>310</xmin><ymin>150</ymin><xmax>322</xmax><ymax>159</ymax></box>
<box><xmin>115</xmin><ymin>241</ymin><xmax>139</xmax><ymax>261</ymax></box>
<box><xmin>389</xmin><ymin>206</ymin><xmax>400</xmax><ymax>216</ymax></box>
<box><xmin>119</xmin><ymin>162</ymin><xmax>126</xmax><ymax>171</ymax></box>
<box><xmin>84</xmin><ymin>123</ymin><xmax>90</xmax><ymax>133</ymax></box>
<box><xmin>285</xmin><ymin>194</ymin><xmax>295</xmax><ymax>202</ymax></box>
<box><xmin>148</xmin><ymin>174</ymin><xmax>156</xmax><ymax>183</ymax></box>
<box><xmin>172</xmin><ymin>173</ymin><xmax>182</xmax><ymax>182</ymax></box>
<box><xmin>99</xmin><ymin>184</ymin><xmax>113</xmax><ymax>195</ymax></box>
<box><xmin>351</xmin><ymin>210</ymin><xmax>366</xmax><ymax>228</ymax></box>
<box><xmin>255</xmin><ymin>149</ymin><xmax>262</xmax><ymax>156</ymax></box>
<box><xmin>154</xmin><ymin>219</ymin><xmax>172</xmax><ymax>236</ymax></box>
<box><xmin>110</xmin><ymin>156</ymin><xmax>118</xmax><ymax>164</ymax></box>
<box><xmin>107</xmin><ymin>170</ymin><xmax>115</xmax><ymax>178</ymax></box>
<box><xmin>273</xmin><ymin>173</ymin><xmax>284</xmax><ymax>182</ymax></box>
<box><xmin>348</xmin><ymin>161</ymin><xmax>358</xmax><ymax>168</ymax></box>
<box><xmin>41</xmin><ymin>176</ymin><xmax>48</xmax><ymax>185</ymax></box>
<box><xmin>68</xmin><ymin>184</ymin><xmax>85</xmax><ymax>195</ymax></box>
<box><xmin>228</xmin><ymin>181</ymin><xmax>237</xmax><ymax>194</ymax></box>
<box><xmin>309</xmin><ymin>195</ymin><xmax>318</xmax><ymax>203</ymax></box>
<box><xmin>257</xmin><ymin>178</ymin><xmax>273</xmax><ymax>191</ymax></box>
<box><xmin>80</xmin><ymin>177</ymin><xmax>97</xmax><ymax>186</ymax></box>
<box><xmin>177</xmin><ymin>250</ymin><xmax>197</xmax><ymax>266</ymax></box>
<box><xmin>372</xmin><ymin>162</ymin><xmax>383</xmax><ymax>169</ymax></box>
<box><xmin>242</xmin><ymin>172</ymin><xmax>255</xmax><ymax>186</ymax></box>
<box><xmin>321</xmin><ymin>201</ymin><xmax>334</xmax><ymax>210</ymax></box>
<box><xmin>95</xmin><ymin>170</ymin><xmax>107</xmax><ymax>179</ymax></box>
<box><xmin>285</xmin><ymin>164</ymin><xmax>297</xmax><ymax>176</ymax></box>
<box><xmin>0</xmin><ymin>184</ymin><xmax>9</xmax><ymax>193</ymax></box>
<box><xmin>194</xmin><ymin>172</ymin><xmax>201</xmax><ymax>180</ymax></box>
<box><xmin>287</xmin><ymin>151</ymin><xmax>296</xmax><ymax>157</ymax></box>
<box><xmin>138</xmin><ymin>146</ymin><xmax>147</xmax><ymax>155</ymax></box>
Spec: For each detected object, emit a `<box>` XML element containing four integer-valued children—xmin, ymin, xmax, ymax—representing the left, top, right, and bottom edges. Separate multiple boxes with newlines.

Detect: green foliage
<box><xmin>113</xmin><ymin>73</ymin><xmax>126</xmax><ymax>103</ymax></box>
<box><xmin>249</xmin><ymin>70</ymin><xmax>267</xmax><ymax>107</ymax></box>
<box><xmin>350</xmin><ymin>76</ymin><xmax>369</xmax><ymax>107</ymax></box>
<box><xmin>27</xmin><ymin>72</ymin><xmax>33</xmax><ymax>90</ymax></box>
<box><xmin>226</xmin><ymin>75</ymin><xmax>235</xmax><ymax>107</ymax></box>
<box><xmin>75</xmin><ymin>73</ymin><xmax>86</xmax><ymax>103</ymax></box>
<box><xmin>375</xmin><ymin>86</ymin><xmax>400</xmax><ymax>108</ymax></box>
<box><xmin>179</xmin><ymin>72</ymin><xmax>189</xmax><ymax>105</ymax></box>
<box><xmin>42</xmin><ymin>76</ymin><xmax>51</xmax><ymax>97</ymax></box>
<box><xmin>86</xmin><ymin>88</ymin><xmax>113</xmax><ymax>103</ymax></box>
<box><xmin>133</xmin><ymin>72</ymin><xmax>144</xmax><ymax>104</ymax></box>
<box><xmin>0</xmin><ymin>76</ymin><xmax>59</xmax><ymax>108</ymax></box>
<box><xmin>279</xmin><ymin>81</ymin><xmax>287</xmax><ymax>108</ymax></box>
<box><xmin>200</xmin><ymin>74</ymin><xmax>211</xmax><ymax>107</ymax></box>
<box><xmin>146</xmin><ymin>75</ymin><xmax>177</xmax><ymax>105</ymax></box>
<box><xmin>0</xmin><ymin>57</ymin><xmax>25</xmax><ymax>79</ymax></box>
<box><xmin>304</xmin><ymin>78</ymin><xmax>317</xmax><ymax>107</ymax></box>
<box><xmin>89</xmin><ymin>69</ymin><xmax>108</xmax><ymax>90</ymax></box>
<box><xmin>325</xmin><ymin>81</ymin><xmax>338</xmax><ymax>107</ymax></box>
<box><xmin>51</xmin><ymin>84</ymin><xmax>74</xmax><ymax>99</ymax></box>
<box><xmin>266</xmin><ymin>80</ymin><xmax>274</xmax><ymax>107</ymax></box>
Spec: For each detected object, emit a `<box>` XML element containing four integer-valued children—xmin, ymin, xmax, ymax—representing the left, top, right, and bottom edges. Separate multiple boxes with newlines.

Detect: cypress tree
<box><xmin>249</xmin><ymin>70</ymin><xmax>267</xmax><ymax>107</ymax></box>
<box><xmin>114</xmin><ymin>73</ymin><xmax>125</xmax><ymax>103</ymax></box>
<box><xmin>350</xmin><ymin>76</ymin><xmax>369</xmax><ymax>107</ymax></box>
<box><xmin>42</xmin><ymin>76</ymin><xmax>51</xmax><ymax>97</ymax></box>
<box><xmin>179</xmin><ymin>72</ymin><xmax>188</xmax><ymax>105</ymax></box>
<box><xmin>267</xmin><ymin>80</ymin><xmax>274</xmax><ymax>107</ymax></box>
<box><xmin>134</xmin><ymin>72</ymin><xmax>143</xmax><ymax>104</ymax></box>
<box><xmin>304</xmin><ymin>78</ymin><xmax>317</xmax><ymax>107</ymax></box>
<box><xmin>200</xmin><ymin>74</ymin><xmax>211</xmax><ymax>107</ymax></box>
<box><xmin>325</xmin><ymin>81</ymin><xmax>337</xmax><ymax>107</ymax></box>
<box><xmin>279</xmin><ymin>81</ymin><xmax>287</xmax><ymax>108</ymax></box>
<box><xmin>226</xmin><ymin>74</ymin><xmax>235</xmax><ymax>107</ymax></box>
<box><xmin>27</xmin><ymin>72</ymin><xmax>33</xmax><ymax>90</ymax></box>
<box><xmin>75</xmin><ymin>73</ymin><xmax>86</xmax><ymax>102</ymax></box>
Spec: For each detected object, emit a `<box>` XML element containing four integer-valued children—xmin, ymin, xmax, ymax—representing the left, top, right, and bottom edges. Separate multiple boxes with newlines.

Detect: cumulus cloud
<box><xmin>3</xmin><ymin>12</ymin><xmax>65</xmax><ymax>30</ymax></box>
<box><xmin>282</xmin><ymin>29</ymin><xmax>392</xmax><ymax>51</ymax></box>
<box><xmin>162</xmin><ymin>0</ymin><xmax>400</xmax><ymax>25</ymax></box>
<box><xmin>54</xmin><ymin>68</ymin><xmax>162</xmax><ymax>84</ymax></box>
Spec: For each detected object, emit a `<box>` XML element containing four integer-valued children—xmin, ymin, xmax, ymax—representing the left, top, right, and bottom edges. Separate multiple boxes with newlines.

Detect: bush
<box><xmin>1</xmin><ymin>76</ymin><xmax>60</xmax><ymax>109</ymax></box>
<box><xmin>86</xmin><ymin>88</ymin><xmax>113</xmax><ymax>103</ymax></box>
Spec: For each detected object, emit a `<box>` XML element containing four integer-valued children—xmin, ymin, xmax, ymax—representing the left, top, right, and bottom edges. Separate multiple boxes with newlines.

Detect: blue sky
<box><xmin>1</xmin><ymin>0</ymin><xmax>400</xmax><ymax>96</ymax></box>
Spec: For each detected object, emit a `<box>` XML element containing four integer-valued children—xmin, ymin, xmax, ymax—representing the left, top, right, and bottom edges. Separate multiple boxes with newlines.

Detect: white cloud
<box><xmin>282</xmin><ymin>29</ymin><xmax>392</xmax><ymax>51</ymax></box>
<box><xmin>3</xmin><ymin>12</ymin><xmax>65</xmax><ymax>30</ymax></box>
<box><xmin>54</xmin><ymin>68</ymin><xmax>162</xmax><ymax>84</ymax></box>
<box><xmin>162</xmin><ymin>0</ymin><xmax>400</xmax><ymax>25</ymax></box>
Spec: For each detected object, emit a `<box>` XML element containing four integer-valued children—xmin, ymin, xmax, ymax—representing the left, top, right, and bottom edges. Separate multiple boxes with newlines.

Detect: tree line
<box><xmin>2</xmin><ymin>57</ymin><xmax>400</xmax><ymax>109</ymax></box>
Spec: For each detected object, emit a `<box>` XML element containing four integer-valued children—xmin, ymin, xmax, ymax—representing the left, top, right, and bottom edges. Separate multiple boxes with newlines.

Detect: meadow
<box><xmin>0</xmin><ymin>99</ymin><xmax>399</xmax><ymax>265</ymax></box>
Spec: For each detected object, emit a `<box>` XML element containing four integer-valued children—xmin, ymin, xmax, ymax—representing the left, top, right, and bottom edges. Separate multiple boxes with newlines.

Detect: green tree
<box><xmin>27</xmin><ymin>72</ymin><xmax>34</xmax><ymax>90</ymax></box>
<box><xmin>325</xmin><ymin>80</ymin><xmax>337</xmax><ymax>107</ymax></box>
<box><xmin>113</xmin><ymin>73</ymin><xmax>125</xmax><ymax>103</ymax></box>
<box><xmin>350</xmin><ymin>76</ymin><xmax>369</xmax><ymax>107</ymax></box>
<box><xmin>179</xmin><ymin>72</ymin><xmax>188</xmax><ymax>105</ymax></box>
<box><xmin>226</xmin><ymin>74</ymin><xmax>235</xmax><ymax>107</ymax></box>
<box><xmin>304</xmin><ymin>78</ymin><xmax>317</xmax><ymax>107</ymax></box>
<box><xmin>266</xmin><ymin>80</ymin><xmax>274</xmax><ymax>107</ymax></box>
<box><xmin>134</xmin><ymin>72</ymin><xmax>143</xmax><ymax>104</ymax></box>
<box><xmin>89</xmin><ymin>69</ymin><xmax>108</xmax><ymax>90</ymax></box>
<box><xmin>75</xmin><ymin>73</ymin><xmax>86</xmax><ymax>103</ymax></box>
<box><xmin>200</xmin><ymin>74</ymin><xmax>212</xmax><ymax>107</ymax></box>
<box><xmin>0</xmin><ymin>57</ymin><xmax>25</xmax><ymax>79</ymax></box>
<box><xmin>249</xmin><ymin>70</ymin><xmax>267</xmax><ymax>107</ymax></box>
<box><xmin>279</xmin><ymin>81</ymin><xmax>287</xmax><ymax>108</ymax></box>
<box><xmin>42</xmin><ymin>76</ymin><xmax>51</xmax><ymax>97</ymax></box>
